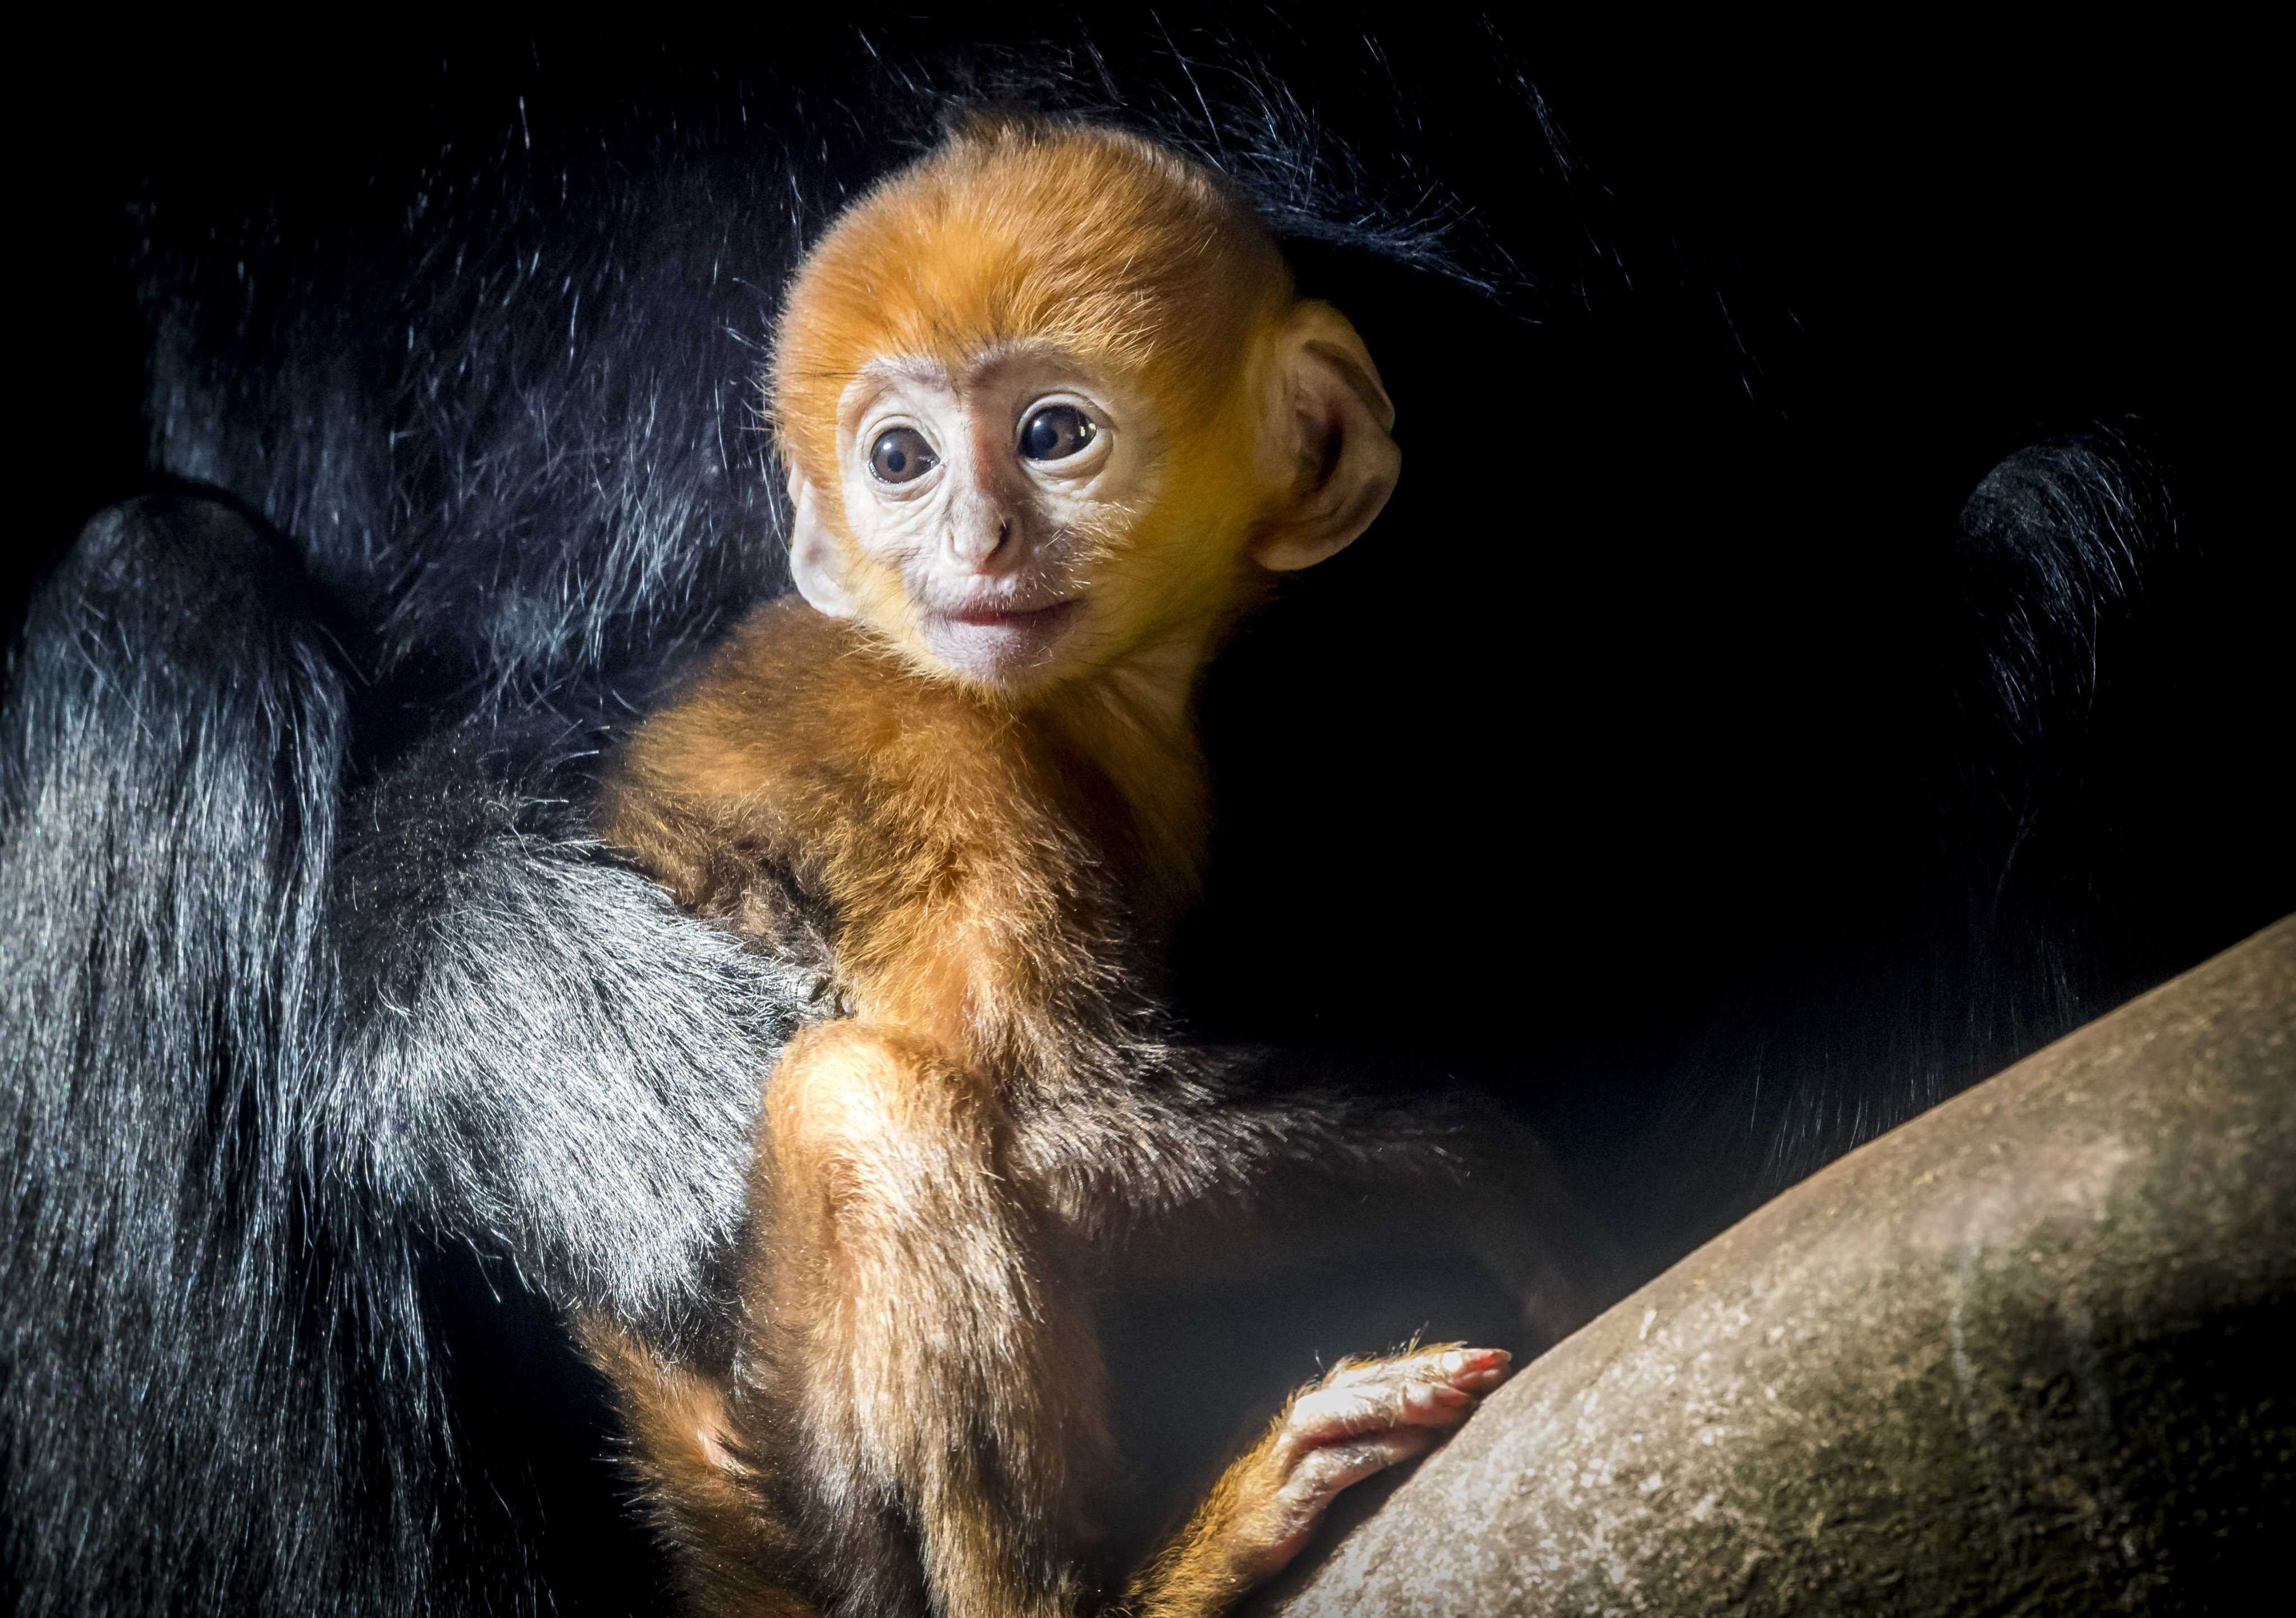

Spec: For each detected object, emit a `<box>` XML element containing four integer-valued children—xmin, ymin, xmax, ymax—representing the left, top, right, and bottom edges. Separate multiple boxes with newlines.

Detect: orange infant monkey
<box><xmin>588</xmin><ymin>117</ymin><xmax>1590</xmax><ymax>1617</ymax></box>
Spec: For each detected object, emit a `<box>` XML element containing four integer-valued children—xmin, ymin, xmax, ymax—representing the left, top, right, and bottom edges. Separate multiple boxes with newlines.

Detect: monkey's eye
<box><xmin>868</xmin><ymin>427</ymin><xmax>939</xmax><ymax>484</ymax></box>
<box><xmin>1019</xmin><ymin>404</ymin><xmax>1096</xmax><ymax>462</ymax></box>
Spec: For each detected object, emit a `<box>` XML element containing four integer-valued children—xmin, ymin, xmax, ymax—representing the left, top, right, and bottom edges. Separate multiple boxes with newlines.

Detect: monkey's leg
<box><xmin>746</xmin><ymin>1021</ymin><xmax>1115</xmax><ymax>1618</ymax></box>
<box><xmin>579</xmin><ymin>1315</ymin><xmax>828</xmax><ymax>1618</ymax></box>
<box><xmin>1118</xmin><ymin>1344</ymin><xmax>1513</xmax><ymax>1618</ymax></box>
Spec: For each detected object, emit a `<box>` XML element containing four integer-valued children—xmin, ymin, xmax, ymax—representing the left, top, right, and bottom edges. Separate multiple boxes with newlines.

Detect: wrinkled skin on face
<box><xmin>794</xmin><ymin>328</ymin><xmax>1328</xmax><ymax>699</ymax></box>
<box><xmin>821</xmin><ymin>344</ymin><xmax>1166</xmax><ymax>687</ymax></box>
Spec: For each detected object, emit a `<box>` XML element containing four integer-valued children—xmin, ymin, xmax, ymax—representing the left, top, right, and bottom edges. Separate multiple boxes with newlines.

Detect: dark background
<box><xmin>12</xmin><ymin>18</ymin><xmax>2286</xmax><ymax>1610</ymax></box>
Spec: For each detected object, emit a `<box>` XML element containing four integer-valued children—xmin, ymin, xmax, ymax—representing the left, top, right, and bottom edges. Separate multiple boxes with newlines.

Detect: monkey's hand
<box><xmin>1124</xmin><ymin>1345</ymin><xmax>1511</xmax><ymax>1617</ymax></box>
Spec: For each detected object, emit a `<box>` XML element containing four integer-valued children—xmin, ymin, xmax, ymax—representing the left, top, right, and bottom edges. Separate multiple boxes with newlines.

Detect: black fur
<box><xmin>7</xmin><ymin>22</ymin><xmax>2286</xmax><ymax>1616</ymax></box>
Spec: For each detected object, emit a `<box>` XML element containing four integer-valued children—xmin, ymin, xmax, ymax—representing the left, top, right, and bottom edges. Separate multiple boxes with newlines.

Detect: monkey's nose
<box><xmin>950</xmin><ymin>516</ymin><xmax>1016</xmax><ymax>571</ymax></box>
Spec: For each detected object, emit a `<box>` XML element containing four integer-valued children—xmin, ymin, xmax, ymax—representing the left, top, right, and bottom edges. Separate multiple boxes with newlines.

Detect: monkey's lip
<box><xmin>938</xmin><ymin>597</ymin><xmax>1081</xmax><ymax>629</ymax></box>
<box><xmin>924</xmin><ymin>597</ymin><xmax>1083</xmax><ymax>679</ymax></box>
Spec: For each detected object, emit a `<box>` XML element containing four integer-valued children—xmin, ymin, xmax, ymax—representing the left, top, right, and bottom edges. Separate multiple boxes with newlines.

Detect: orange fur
<box><xmin>576</xmin><ymin>1315</ymin><xmax>822</xmax><ymax>1618</ymax></box>
<box><xmin>583</xmin><ymin>117</ymin><xmax>1439</xmax><ymax>1618</ymax></box>
<box><xmin>598</xmin><ymin>598</ymin><xmax>1185</xmax><ymax>1081</ymax></box>
<box><xmin>772</xmin><ymin>118</ymin><xmax>1291</xmax><ymax>487</ymax></box>
<box><xmin>771</xmin><ymin>119</ymin><xmax>1289</xmax><ymax>703</ymax></box>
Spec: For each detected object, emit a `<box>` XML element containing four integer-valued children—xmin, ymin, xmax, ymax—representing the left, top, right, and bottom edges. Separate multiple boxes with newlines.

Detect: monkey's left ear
<box><xmin>786</xmin><ymin>471</ymin><xmax>859</xmax><ymax>617</ymax></box>
<box><xmin>1252</xmin><ymin>301</ymin><xmax>1401</xmax><ymax>572</ymax></box>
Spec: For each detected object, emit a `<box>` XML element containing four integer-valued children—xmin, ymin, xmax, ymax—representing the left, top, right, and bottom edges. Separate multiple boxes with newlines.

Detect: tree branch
<box><xmin>1257</xmin><ymin>915</ymin><xmax>2295</xmax><ymax>1615</ymax></box>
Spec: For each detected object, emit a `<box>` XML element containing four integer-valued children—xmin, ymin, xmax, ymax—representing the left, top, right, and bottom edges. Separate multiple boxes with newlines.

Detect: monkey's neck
<box><xmin>1039</xmin><ymin>631</ymin><xmax>1215</xmax><ymax>907</ymax></box>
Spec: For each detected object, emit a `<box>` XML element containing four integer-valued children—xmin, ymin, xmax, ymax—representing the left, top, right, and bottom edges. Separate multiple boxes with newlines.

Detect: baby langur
<box><xmin>588</xmin><ymin>118</ymin><xmax>1571</xmax><ymax>1618</ymax></box>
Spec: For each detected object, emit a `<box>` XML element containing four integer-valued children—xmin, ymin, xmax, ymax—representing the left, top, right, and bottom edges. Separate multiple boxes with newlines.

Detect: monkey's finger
<box><xmin>1404</xmin><ymin>1345</ymin><xmax>1510</xmax><ymax>1402</ymax></box>
<box><xmin>1283</xmin><ymin>1373</ymin><xmax>1480</xmax><ymax>1453</ymax></box>
<box><xmin>1424</xmin><ymin>1345</ymin><xmax>1514</xmax><ymax>1391</ymax></box>
<box><xmin>1325</xmin><ymin>1344</ymin><xmax>1511</xmax><ymax>1395</ymax></box>
<box><xmin>1313</xmin><ymin>1347</ymin><xmax>1512</xmax><ymax>1419</ymax></box>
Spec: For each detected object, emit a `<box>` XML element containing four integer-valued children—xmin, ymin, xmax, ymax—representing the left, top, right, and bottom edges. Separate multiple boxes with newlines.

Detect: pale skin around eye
<box><xmin>792</xmin><ymin>354</ymin><xmax>1145</xmax><ymax>687</ymax></box>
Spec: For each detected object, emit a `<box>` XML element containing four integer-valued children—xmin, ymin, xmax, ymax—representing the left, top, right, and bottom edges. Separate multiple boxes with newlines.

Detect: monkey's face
<box><xmin>790</xmin><ymin>342</ymin><xmax>1235</xmax><ymax>694</ymax></box>
<box><xmin>783</xmin><ymin>307</ymin><xmax>1401</xmax><ymax>702</ymax></box>
<box><xmin>772</xmin><ymin>125</ymin><xmax>1404</xmax><ymax>700</ymax></box>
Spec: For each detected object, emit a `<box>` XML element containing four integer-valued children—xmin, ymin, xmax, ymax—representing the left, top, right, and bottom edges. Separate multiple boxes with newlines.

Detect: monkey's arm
<box><xmin>1009</xmin><ymin>1048</ymin><xmax>1628</xmax><ymax>1344</ymax></box>
<box><xmin>1</xmin><ymin>497</ymin><xmax>796</xmax><ymax>1611</ymax></box>
<box><xmin>336</xmin><ymin>722</ymin><xmax>815</xmax><ymax>1345</ymax></box>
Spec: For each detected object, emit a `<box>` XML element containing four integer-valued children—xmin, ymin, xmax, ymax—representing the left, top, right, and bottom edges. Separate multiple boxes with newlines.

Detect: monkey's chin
<box><xmin>923</xmin><ymin>599</ymin><xmax>1085</xmax><ymax>690</ymax></box>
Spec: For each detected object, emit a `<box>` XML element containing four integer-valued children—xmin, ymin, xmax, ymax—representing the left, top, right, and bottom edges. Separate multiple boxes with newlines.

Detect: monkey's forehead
<box><xmin>785</xmin><ymin>197</ymin><xmax>1278</xmax><ymax>359</ymax></box>
<box><xmin>767</xmin><ymin>124</ymin><xmax>1291</xmax><ymax>460</ymax></box>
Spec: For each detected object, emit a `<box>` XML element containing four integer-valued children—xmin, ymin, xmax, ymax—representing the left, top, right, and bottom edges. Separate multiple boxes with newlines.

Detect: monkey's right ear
<box><xmin>786</xmin><ymin>471</ymin><xmax>859</xmax><ymax>618</ymax></box>
<box><xmin>1252</xmin><ymin>301</ymin><xmax>1403</xmax><ymax>572</ymax></box>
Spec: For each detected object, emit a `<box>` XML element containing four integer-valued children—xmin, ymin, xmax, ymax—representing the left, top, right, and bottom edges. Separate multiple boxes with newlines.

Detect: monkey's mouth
<box><xmin>925</xmin><ymin>597</ymin><xmax>1083</xmax><ymax>680</ymax></box>
<box><xmin>943</xmin><ymin>598</ymin><xmax>1080</xmax><ymax>629</ymax></box>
